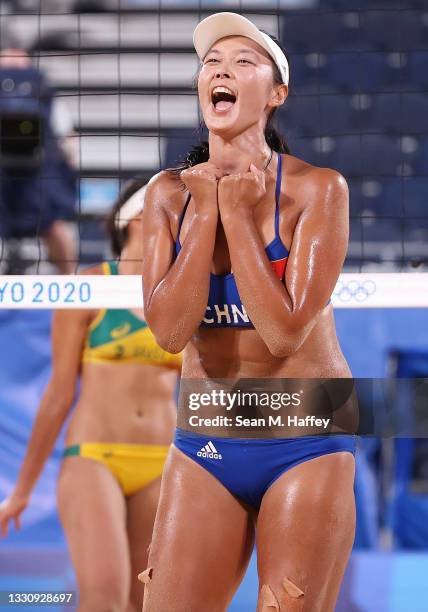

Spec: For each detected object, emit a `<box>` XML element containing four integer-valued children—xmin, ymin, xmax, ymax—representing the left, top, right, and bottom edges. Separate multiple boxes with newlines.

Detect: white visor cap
<box><xmin>193</xmin><ymin>12</ymin><xmax>289</xmax><ymax>86</ymax></box>
<box><xmin>115</xmin><ymin>184</ymin><xmax>147</xmax><ymax>230</ymax></box>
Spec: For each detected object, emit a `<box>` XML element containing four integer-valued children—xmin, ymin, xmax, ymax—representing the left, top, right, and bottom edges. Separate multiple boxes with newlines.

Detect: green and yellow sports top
<box><xmin>82</xmin><ymin>262</ymin><xmax>182</xmax><ymax>369</ymax></box>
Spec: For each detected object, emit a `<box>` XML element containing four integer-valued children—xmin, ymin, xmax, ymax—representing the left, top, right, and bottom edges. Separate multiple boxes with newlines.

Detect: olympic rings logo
<box><xmin>333</xmin><ymin>280</ymin><xmax>377</xmax><ymax>303</ymax></box>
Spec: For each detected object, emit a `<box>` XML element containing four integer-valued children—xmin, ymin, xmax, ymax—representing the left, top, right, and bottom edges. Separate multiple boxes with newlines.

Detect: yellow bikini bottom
<box><xmin>63</xmin><ymin>442</ymin><xmax>169</xmax><ymax>496</ymax></box>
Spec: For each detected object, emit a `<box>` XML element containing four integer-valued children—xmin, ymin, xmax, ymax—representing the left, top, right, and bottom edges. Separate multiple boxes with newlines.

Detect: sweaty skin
<box><xmin>143</xmin><ymin>153</ymin><xmax>350</xmax><ymax>379</ymax></box>
<box><xmin>141</xmin><ymin>35</ymin><xmax>355</xmax><ymax>612</ymax></box>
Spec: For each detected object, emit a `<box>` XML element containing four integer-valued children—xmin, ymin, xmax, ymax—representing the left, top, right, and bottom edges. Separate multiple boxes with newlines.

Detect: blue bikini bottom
<box><xmin>174</xmin><ymin>428</ymin><xmax>357</xmax><ymax>509</ymax></box>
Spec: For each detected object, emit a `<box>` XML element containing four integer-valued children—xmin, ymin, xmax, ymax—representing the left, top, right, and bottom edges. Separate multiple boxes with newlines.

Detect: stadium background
<box><xmin>0</xmin><ymin>0</ymin><xmax>428</xmax><ymax>610</ymax></box>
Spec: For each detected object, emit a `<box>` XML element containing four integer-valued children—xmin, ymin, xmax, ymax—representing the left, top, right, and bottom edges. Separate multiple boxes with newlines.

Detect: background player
<box><xmin>0</xmin><ymin>180</ymin><xmax>181</xmax><ymax>612</ymax></box>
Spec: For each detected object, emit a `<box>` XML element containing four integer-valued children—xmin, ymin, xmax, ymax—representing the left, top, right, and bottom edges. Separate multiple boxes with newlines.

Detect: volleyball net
<box><xmin>0</xmin><ymin>0</ymin><xmax>427</xmax><ymax>307</ymax></box>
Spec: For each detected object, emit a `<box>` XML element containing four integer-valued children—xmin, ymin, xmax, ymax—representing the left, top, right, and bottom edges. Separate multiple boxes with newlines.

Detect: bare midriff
<box><xmin>64</xmin><ymin>362</ymin><xmax>177</xmax><ymax>446</ymax></box>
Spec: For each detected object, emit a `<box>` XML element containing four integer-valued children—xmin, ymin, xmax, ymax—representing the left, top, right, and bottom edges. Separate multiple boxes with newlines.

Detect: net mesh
<box><xmin>0</xmin><ymin>0</ymin><xmax>427</xmax><ymax>276</ymax></box>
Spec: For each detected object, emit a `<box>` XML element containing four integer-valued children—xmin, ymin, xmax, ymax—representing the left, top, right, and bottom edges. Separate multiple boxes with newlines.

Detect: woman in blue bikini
<box><xmin>140</xmin><ymin>12</ymin><xmax>356</xmax><ymax>612</ymax></box>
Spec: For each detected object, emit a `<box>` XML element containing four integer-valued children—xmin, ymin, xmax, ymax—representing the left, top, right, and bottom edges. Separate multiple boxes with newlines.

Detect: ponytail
<box><xmin>265</xmin><ymin>112</ymin><xmax>290</xmax><ymax>155</ymax></box>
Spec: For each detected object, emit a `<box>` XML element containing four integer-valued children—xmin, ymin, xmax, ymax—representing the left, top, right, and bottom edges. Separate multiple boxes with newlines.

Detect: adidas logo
<box><xmin>197</xmin><ymin>441</ymin><xmax>222</xmax><ymax>460</ymax></box>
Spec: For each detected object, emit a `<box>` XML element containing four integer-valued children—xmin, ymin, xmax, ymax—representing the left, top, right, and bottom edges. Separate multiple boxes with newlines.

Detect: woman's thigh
<box><xmin>126</xmin><ymin>476</ymin><xmax>162</xmax><ymax>612</ymax></box>
<box><xmin>256</xmin><ymin>452</ymin><xmax>356</xmax><ymax>612</ymax></box>
<box><xmin>142</xmin><ymin>446</ymin><xmax>255</xmax><ymax>612</ymax></box>
<box><xmin>57</xmin><ymin>457</ymin><xmax>131</xmax><ymax>611</ymax></box>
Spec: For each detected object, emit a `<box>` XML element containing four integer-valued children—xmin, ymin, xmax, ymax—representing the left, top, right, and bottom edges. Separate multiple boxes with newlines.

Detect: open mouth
<box><xmin>211</xmin><ymin>86</ymin><xmax>237</xmax><ymax>112</ymax></box>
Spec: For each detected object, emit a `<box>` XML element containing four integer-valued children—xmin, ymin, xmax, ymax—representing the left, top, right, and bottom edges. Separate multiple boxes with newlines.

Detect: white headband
<box><xmin>115</xmin><ymin>184</ymin><xmax>147</xmax><ymax>230</ymax></box>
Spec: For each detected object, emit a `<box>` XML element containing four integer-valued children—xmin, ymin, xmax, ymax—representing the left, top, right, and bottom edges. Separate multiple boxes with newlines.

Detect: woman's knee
<box><xmin>258</xmin><ymin>558</ymin><xmax>352</xmax><ymax>612</ymax></box>
<box><xmin>78</xmin><ymin>576</ymin><xmax>129</xmax><ymax>612</ymax></box>
<box><xmin>257</xmin><ymin>574</ymin><xmax>305</xmax><ymax>611</ymax></box>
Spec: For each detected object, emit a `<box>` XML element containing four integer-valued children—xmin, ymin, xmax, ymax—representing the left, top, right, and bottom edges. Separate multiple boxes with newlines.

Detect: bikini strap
<box><xmin>176</xmin><ymin>192</ymin><xmax>191</xmax><ymax>248</ymax></box>
<box><xmin>102</xmin><ymin>261</ymin><xmax>118</xmax><ymax>275</ymax></box>
<box><xmin>274</xmin><ymin>153</ymin><xmax>283</xmax><ymax>239</ymax></box>
<box><xmin>109</xmin><ymin>260</ymin><xmax>119</xmax><ymax>275</ymax></box>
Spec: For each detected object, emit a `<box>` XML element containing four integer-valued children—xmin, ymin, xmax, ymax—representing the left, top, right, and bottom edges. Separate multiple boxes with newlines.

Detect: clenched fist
<box><xmin>180</xmin><ymin>162</ymin><xmax>223</xmax><ymax>214</ymax></box>
<box><xmin>218</xmin><ymin>163</ymin><xmax>268</xmax><ymax>220</ymax></box>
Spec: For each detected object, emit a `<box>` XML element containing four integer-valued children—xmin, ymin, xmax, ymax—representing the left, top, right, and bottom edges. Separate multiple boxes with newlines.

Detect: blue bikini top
<box><xmin>175</xmin><ymin>153</ymin><xmax>289</xmax><ymax>329</ymax></box>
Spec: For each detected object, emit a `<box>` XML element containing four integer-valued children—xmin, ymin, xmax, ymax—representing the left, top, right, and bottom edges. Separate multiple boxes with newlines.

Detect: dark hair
<box><xmin>169</xmin><ymin>32</ymin><xmax>290</xmax><ymax>176</ymax></box>
<box><xmin>106</xmin><ymin>177</ymin><xmax>147</xmax><ymax>257</ymax></box>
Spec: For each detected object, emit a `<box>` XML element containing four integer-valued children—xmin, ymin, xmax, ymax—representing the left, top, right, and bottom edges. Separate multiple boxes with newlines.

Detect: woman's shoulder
<box><xmin>283</xmin><ymin>153</ymin><xmax>348</xmax><ymax>190</ymax></box>
<box><xmin>78</xmin><ymin>263</ymin><xmax>105</xmax><ymax>276</ymax></box>
<box><xmin>145</xmin><ymin>170</ymin><xmax>188</xmax><ymax>212</ymax></box>
<box><xmin>51</xmin><ymin>263</ymin><xmax>107</xmax><ymax>329</ymax></box>
<box><xmin>281</xmin><ymin>154</ymin><xmax>349</xmax><ymax>217</ymax></box>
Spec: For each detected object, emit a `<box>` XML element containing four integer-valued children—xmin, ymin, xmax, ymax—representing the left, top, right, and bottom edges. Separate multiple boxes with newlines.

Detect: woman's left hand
<box><xmin>218</xmin><ymin>163</ymin><xmax>267</xmax><ymax>220</ymax></box>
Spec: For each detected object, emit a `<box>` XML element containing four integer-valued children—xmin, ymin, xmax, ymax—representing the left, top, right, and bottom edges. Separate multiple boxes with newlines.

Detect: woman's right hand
<box><xmin>180</xmin><ymin>162</ymin><xmax>222</xmax><ymax>212</ymax></box>
<box><xmin>0</xmin><ymin>492</ymin><xmax>29</xmax><ymax>537</ymax></box>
